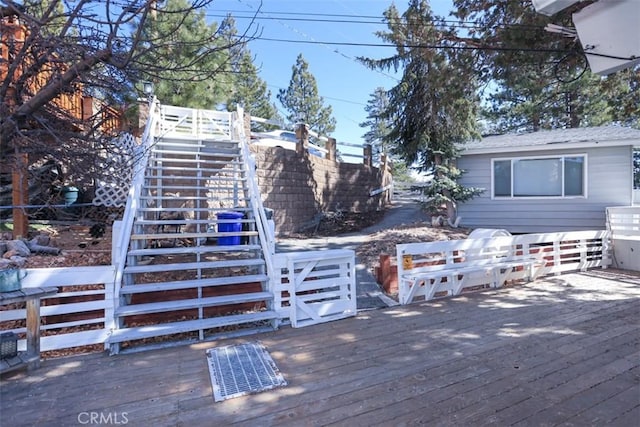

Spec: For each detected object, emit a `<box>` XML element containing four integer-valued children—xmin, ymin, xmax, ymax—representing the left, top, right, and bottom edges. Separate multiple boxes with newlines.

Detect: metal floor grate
<box><xmin>206</xmin><ymin>342</ymin><xmax>287</xmax><ymax>402</ymax></box>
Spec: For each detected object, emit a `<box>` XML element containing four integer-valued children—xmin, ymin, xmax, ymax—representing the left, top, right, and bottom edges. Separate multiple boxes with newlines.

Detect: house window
<box><xmin>492</xmin><ymin>155</ymin><xmax>586</xmax><ymax>198</ymax></box>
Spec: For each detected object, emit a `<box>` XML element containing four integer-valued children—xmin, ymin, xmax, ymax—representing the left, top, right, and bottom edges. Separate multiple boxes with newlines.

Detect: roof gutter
<box><xmin>460</xmin><ymin>138</ymin><xmax>640</xmax><ymax>156</ymax></box>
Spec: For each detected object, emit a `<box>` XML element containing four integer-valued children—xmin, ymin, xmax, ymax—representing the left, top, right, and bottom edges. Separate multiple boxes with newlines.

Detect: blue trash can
<box><xmin>216</xmin><ymin>212</ymin><xmax>244</xmax><ymax>245</ymax></box>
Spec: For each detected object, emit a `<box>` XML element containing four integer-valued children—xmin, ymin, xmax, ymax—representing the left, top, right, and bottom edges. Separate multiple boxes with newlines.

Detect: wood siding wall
<box><xmin>457</xmin><ymin>145</ymin><xmax>633</xmax><ymax>233</ymax></box>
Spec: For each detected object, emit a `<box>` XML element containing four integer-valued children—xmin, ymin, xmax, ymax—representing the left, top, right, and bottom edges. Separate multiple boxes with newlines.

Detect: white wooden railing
<box><xmin>0</xmin><ymin>266</ymin><xmax>115</xmax><ymax>352</ymax></box>
<box><xmin>397</xmin><ymin>230</ymin><xmax>611</xmax><ymax>305</ymax></box>
<box><xmin>607</xmin><ymin>206</ymin><xmax>640</xmax><ymax>239</ymax></box>
<box><xmin>606</xmin><ymin>206</ymin><xmax>640</xmax><ymax>271</ymax></box>
<box><xmin>0</xmin><ymin>250</ymin><xmax>356</xmax><ymax>352</ymax></box>
<box><xmin>159</xmin><ymin>105</ymin><xmax>232</xmax><ymax>140</ymax></box>
<box><xmin>112</xmin><ymin>97</ymin><xmax>158</xmax><ymax>305</ymax></box>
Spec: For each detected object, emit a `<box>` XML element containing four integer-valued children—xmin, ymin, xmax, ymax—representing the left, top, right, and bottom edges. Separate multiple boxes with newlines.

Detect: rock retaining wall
<box><xmin>251</xmin><ymin>145</ymin><xmax>391</xmax><ymax>235</ymax></box>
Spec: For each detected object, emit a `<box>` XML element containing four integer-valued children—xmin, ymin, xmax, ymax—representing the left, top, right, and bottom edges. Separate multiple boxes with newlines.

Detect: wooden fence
<box><xmin>397</xmin><ymin>230</ymin><xmax>612</xmax><ymax>305</ymax></box>
<box><xmin>607</xmin><ymin>206</ymin><xmax>640</xmax><ymax>271</ymax></box>
<box><xmin>0</xmin><ymin>266</ymin><xmax>115</xmax><ymax>352</ymax></box>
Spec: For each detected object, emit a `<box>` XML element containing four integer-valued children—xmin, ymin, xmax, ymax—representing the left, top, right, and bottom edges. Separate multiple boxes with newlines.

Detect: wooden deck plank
<box><xmin>1</xmin><ymin>270</ymin><xmax>638</xmax><ymax>426</ymax></box>
<box><xmin>511</xmin><ymin>366</ymin><xmax>640</xmax><ymax>426</ymax></box>
<box><xmin>236</xmin><ymin>304</ymin><xmax>640</xmax><ymax>426</ymax></box>
<box><xmin>288</xmin><ymin>321</ymin><xmax>639</xmax><ymax>427</ymax></box>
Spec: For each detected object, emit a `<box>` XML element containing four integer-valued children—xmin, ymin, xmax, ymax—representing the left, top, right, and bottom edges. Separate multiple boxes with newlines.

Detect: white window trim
<box><xmin>491</xmin><ymin>153</ymin><xmax>588</xmax><ymax>200</ymax></box>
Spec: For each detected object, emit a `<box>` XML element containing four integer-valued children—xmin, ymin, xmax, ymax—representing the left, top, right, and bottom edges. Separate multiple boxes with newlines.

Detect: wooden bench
<box><xmin>396</xmin><ymin>237</ymin><xmax>541</xmax><ymax>305</ymax></box>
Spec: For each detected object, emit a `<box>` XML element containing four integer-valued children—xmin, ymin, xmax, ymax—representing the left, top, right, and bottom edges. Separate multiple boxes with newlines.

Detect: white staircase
<box><xmin>109</xmin><ymin>103</ymin><xmax>278</xmax><ymax>354</ymax></box>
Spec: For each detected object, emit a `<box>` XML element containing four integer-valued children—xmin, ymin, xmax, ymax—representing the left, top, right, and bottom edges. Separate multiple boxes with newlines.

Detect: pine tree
<box><xmin>219</xmin><ymin>16</ymin><xmax>279</xmax><ymax>127</ymax></box>
<box><xmin>135</xmin><ymin>0</ymin><xmax>232</xmax><ymax>108</ymax></box>
<box><xmin>360</xmin><ymin>87</ymin><xmax>391</xmax><ymax>165</ymax></box>
<box><xmin>360</xmin><ymin>0</ymin><xmax>482</xmax><ymax>222</ymax></box>
<box><xmin>277</xmin><ymin>54</ymin><xmax>336</xmax><ymax>136</ymax></box>
<box><xmin>453</xmin><ymin>0</ymin><xmax>638</xmax><ymax>132</ymax></box>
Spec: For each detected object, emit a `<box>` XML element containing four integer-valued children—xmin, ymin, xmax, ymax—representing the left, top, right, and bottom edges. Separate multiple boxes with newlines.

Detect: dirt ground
<box><xmin>16</xmin><ymin>222</ymin><xmax>114</xmax><ymax>268</ymax></box>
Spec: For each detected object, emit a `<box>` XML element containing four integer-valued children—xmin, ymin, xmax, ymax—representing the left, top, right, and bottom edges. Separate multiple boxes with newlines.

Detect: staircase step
<box><xmin>137</xmin><ymin>207</ymin><xmax>252</xmax><ymax>214</ymax></box>
<box><xmin>108</xmin><ymin>311</ymin><xmax>278</xmax><ymax>343</ymax></box>
<box><xmin>150</xmin><ymin>156</ymin><xmax>242</xmax><ymax>165</ymax></box>
<box><xmin>152</xmin><ymin>147</ymin><xmax>239</xmax><ymax>155</ymax></box>
<box><xmin>142</xmin><ymin>185</ymin><xmax>246</xmax><ymax>191</ymax></box>
<box><xmin>152</xmin><ymin>146</ymin><xmax>240</xmax><ymax>157</ymax></box>
<box><xmin>146</xmin><ymin>165</ymin><xmax>242</xmax><ymax>174</ymax></box>
<box><xmin>115</xmin><ymin>291</ymin><xmax>273</xmax><ymax>317</ymax></box>
<box><xmin>128</xmin><ymin>244</ymin><xmax>262</xmax><ymax>257</ymax></box>
<box><xmin>144</xmin><ymin>176</ymin><xmax>247</xmax><ymax>182</ymax></box>
<box><xmin>119</xmin><ymin>274</ymin><xmax>269</xmax><ymax>294</ymax></box>
<box><xmin>129</xmin><ymin>231</ymin><xmax>258</xmax><ymax>240</ymax></box>
<box><xmin>135</xmin><ymin>219</ymin><xmax>255</xmax><ymax>226</ymax></box>
<box><xmin>123</xmin><ymin>258</ymin><xmax>264</xmax><ymax>274</ymax></box>
<box><xmin>155</xmin><ymin>138</ymin><xmax>239</xmax><ymax>148</ymax></box>
<box><xmin>138</xmin><ymin>195</ymin><xmax>250</xmax><ymax>203</ymax></box>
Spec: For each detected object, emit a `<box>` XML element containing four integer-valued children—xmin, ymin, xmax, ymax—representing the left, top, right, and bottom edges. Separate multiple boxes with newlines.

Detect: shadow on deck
<box><xmin>2</xmin><ymin>269</ymin><xmax>639</xmax><ymax>426</ymax></box>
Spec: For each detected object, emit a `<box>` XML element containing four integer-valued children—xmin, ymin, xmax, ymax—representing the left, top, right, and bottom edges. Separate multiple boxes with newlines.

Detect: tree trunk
<box><xmin>11</xmin><ymin>152</ymin><xmax>29</xmax><ymax>239</ymax></box>
<box><xmin>434</xmin><ymin>153</ymin><xmax>456</xmax><ymax>224</ymax></box>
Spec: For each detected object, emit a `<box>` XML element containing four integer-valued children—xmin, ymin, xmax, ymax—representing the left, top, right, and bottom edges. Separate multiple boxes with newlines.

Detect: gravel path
<box><xmin>276</xmin><ymin>191</ymin><xmax>430</xmax><ymax>309</ymax></box>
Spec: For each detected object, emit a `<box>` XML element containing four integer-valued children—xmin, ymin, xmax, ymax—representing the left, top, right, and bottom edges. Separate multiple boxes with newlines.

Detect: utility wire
<box><xmin>235</xmin><ymin>0</ymin><xmax>399</xmax><ymax>82</ymax></box>
<box><xmin>206</xmin><ymin>12</ymin><xmax>547</xmax><ymax>34</ymax></box>
<box><xmin>251</xmin><ymin>36</ymin><xmax>637</xmax><ymax>61</ymax></box>
<box><xmin>206</xmin><ymin>9</ymin><xmax>545</xmax><ymax>30</ymax></box>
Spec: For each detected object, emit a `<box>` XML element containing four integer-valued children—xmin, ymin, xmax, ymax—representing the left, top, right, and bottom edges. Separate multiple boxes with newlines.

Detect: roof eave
<box><xmin>460</xmin><ymin>138</ymin><xmax>639</xmax><ymax>156</ymax></box>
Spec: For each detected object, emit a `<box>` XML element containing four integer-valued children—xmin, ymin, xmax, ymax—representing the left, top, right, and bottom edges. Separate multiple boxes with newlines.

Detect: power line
<box><xmin>234</xmin><ymin>0</ymin><xmax>399</xmax><ymax>83</ymax></box>
<box><xmin>250</xmin><ymin>36</ymin><xmax>636</xmax><ymax>61</ymax></box>
<box><xmin>206</xmin><ymin>9</ymin><xmax>545</xmax><ymax>30</ymax></box>
<box><xmin>205</xmin><ymin>12</ymin><xmax>546</xmax><ymax>34</ymax></box>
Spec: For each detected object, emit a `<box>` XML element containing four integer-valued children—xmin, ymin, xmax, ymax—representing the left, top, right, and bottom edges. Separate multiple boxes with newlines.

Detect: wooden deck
<box><xmin>2</xmin><ymin>269</ymin><xmax>639</xmax><ymax>426</ymax></box>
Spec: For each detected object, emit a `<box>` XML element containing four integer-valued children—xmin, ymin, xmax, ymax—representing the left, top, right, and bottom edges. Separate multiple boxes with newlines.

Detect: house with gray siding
<box><xmin>457</xmin><ymin>126</ymin><xmax>640</xmax><ymax>233</ymax></box>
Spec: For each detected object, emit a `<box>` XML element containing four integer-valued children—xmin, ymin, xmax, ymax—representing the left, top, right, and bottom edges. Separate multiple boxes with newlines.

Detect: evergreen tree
<box><xmin>219</xmin><ymin>16</ymin><xmax>279</xmax><ymax>127</ymax></box>
<box><xmin>360</xmin><ymin>87</ymin><xmax>392</xmax><ymax>165</ymax></box>
<box><xmin>453</xmin><ymin>0</ymin><xmax>638</xmax><ymax>132</ymax></box>
<box><xmin>360</xmin><ymin>0</ymin><xmax>482</xmax><ymax>222</ymax></box>
<box><xmin>277</xmin><ymin>54</ymin><xmax>336</xmax><ymax>136</ymax></box>
<box><xmin>135</xmin><ymin>0</ymin><xmax>231</xmax><ymax>108</ymax></box>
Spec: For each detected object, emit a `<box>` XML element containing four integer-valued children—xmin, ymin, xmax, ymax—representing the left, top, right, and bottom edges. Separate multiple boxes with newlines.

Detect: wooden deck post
<box><xmin>12</xmin><ymin>152</ymin><xmax>29</xmax><ymax>238</ymax></box>
<box><xmin>295</xmin><ymin>123</ymin><xmax>309</xmax><ymax>156</ymax></box>
<box><xmin>363</xmin><ymin>144</ymin><xmax>372</xmax><ymax>167</ymax></box>
<box><xmin>326</xmin><ymin>137</ymin><xmax>337</xmax><ymax>161</ymax></box>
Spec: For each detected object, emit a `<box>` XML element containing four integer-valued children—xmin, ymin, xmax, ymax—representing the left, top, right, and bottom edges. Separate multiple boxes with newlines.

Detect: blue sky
<box><xmin>207</xmin><ymin>1</ymin><xmax>454</xmax><ymax>148</ymax></box>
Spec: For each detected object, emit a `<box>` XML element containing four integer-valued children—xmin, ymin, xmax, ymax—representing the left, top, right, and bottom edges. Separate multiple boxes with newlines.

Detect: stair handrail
<box><xmin>234</xmin><ymin>107</ymin><xmax>276</xmax><ymax>272</ymax></box>
<box><xmin>112</xmin><ymin>97</ymin><xmax>159</xmax><ymax>304</ymax></box>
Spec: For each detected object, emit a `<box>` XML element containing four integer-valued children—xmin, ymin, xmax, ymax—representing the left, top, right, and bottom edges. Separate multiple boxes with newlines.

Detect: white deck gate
<box><xmin>273</xmin><ymin>250</ymin><xmax>357</xmax><ymax>328</ymax></box>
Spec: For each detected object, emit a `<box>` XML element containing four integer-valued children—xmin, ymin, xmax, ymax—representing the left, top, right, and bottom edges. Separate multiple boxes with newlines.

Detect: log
<box><xmin>26</xmin><ymin>242</ymin><xmax>61</xmax><ymax>255</ymax></box>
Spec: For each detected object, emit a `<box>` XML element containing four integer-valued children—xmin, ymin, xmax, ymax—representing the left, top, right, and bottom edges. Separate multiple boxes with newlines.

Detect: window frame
<box><xmin>491</xmin><ymin>153</ymin><xmax>588</xmax><ymax>200</ymax></box>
